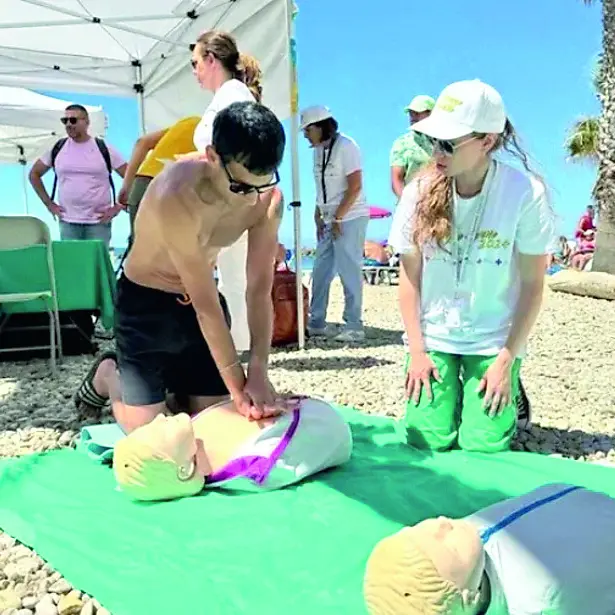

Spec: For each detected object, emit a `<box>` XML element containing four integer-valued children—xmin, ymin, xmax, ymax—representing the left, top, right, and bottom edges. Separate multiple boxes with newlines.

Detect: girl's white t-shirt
<box><xmin>388</xmin><ymin>162</ymin><xmax>556</xmax><ymax>356</ymax></box>
<box><xmin>193</xmin><ymin>79</ymin><xmax>255</xmax><ymax>151</ymax></box>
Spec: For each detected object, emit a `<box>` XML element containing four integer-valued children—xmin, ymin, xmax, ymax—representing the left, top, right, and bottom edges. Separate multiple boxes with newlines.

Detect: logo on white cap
<box><xmin>412</xmin><ymin>79</ymin><xmax>507</xmax><ymax>141</ymax></box>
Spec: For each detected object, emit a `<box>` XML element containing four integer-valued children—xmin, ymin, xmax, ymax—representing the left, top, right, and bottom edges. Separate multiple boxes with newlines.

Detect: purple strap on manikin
<box><xmin>206</xmin><ymin>399</ymin><xmax>304</xmax><ymax>486</ymax></box>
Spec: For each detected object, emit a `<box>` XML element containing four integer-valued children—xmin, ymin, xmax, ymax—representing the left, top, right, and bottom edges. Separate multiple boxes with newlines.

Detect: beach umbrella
<box><xmin>368</xmin><ymin>205</ymin><xmax>392</xmax><ymax>219</ymax></box>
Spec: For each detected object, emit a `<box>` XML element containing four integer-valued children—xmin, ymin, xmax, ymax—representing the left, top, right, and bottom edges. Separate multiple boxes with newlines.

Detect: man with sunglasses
<box><xmin>74</xmin><ymin>101</ymin><xmax>286</xmax><ymax>434</ymax></box>
<box><xmin>29</xmin><ymin>104</ymin><xmax>126</xmax><ymax>247</ymax></box>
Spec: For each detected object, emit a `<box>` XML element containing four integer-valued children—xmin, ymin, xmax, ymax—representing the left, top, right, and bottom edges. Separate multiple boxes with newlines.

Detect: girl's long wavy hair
<box><xmin>411</xmin><ymin>120</ymin><xmax>541</xmax><ymax>250</ymax></box>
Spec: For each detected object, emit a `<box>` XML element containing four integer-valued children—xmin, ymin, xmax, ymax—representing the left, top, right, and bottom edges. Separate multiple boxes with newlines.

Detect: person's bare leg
<box><xmin>92</xmin><ymin>358</ymin><xmax>167</xmax><ymax>434</ymax></box>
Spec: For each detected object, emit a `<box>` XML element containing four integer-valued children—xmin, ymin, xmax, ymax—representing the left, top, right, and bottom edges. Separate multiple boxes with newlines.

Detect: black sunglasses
<box><xmin>60</xmin><ymin>117</ymin><xmax>79</xmax><ymax>125</ymax></box>
<box><xmin>223</xmin><ymin>163</ymin><xmax>280</xmax><ymax>195</ymax></box>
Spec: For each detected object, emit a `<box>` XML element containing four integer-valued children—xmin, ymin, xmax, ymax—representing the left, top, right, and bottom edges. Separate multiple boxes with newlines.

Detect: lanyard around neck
<box><xmin>451</xmin><ymin>160</ymin><xmax>497</xmax><ymax>292</ymax></box>
<box><xmin>320</xmin><ymin>134</ymin><xmax>338</xmax><ymax>205</ymax></box>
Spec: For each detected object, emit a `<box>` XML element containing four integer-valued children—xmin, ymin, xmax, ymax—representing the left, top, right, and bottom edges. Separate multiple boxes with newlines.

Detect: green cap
<box><xmin>404</xmin><ymin>95</ymin><xmax>436</xmax><ymax>114</ymax></box>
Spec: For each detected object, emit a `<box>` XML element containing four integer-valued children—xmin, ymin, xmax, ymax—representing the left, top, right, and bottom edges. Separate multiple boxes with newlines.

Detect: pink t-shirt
<box><xmin>40</xmin><ymin>138</ymin><xmax>125</xmax><ymax>224</ymax></box>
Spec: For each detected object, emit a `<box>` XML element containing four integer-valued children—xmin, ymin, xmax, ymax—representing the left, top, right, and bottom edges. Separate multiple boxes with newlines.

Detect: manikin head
<box><xmin>62</xmin><ymin>104</ymin><xmax>90</xmax><ymax>142</ymax></box>
<box><xmin>300</xmin><ymin>105</ymin><xmax>339</xmax><ymax>147</ymax></box>
<box><xmin>405</xmin><ymin>94</ymin><xmax>435</xmax><ymax>126</ymax></box>
<box><xmin>114</xmin><ymin>413</ymin><xmax>210</xmax><ymax>501</ymax></box>
<box><xmin>364</xmin><ymin>517</ymin><xmax>486</xmax><ymax>615</ymax></box>
<box><xmin>205</xmin><ymin>101</ymin><xmax>285</xmax><ymax>197</ymax></box>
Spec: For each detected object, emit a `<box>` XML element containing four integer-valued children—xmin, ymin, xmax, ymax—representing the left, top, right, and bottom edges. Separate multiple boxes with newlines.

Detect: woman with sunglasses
<box><xmin>388</xmin><ymin>79</ymin><xmax>555</xmax><ymax>453</ymax></box>
<box><xmin>189</xmin><ymin>31</ymin><xmax>266</xmax><ymax>353</ymax></box>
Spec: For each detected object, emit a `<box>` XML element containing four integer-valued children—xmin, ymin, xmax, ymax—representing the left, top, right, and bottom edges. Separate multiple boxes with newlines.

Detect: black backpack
<box><xmin>50</xmin><ymin>137</ymin><xmax>116</xmax><ymax>203</ymax></box>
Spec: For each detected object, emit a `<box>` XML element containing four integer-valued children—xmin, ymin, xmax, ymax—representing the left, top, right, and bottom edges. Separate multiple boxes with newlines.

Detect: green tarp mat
<box><xmin>1</xmin><ymin>408</ymin><xmax>614</xmax><ymax>615</ymax></box>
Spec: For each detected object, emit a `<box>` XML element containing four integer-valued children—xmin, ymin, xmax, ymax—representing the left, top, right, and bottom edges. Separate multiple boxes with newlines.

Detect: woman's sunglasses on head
<box><xmin>60</xmin><ymin>117</ymin><xmax>79</xmax><ymax>125</ymax></box>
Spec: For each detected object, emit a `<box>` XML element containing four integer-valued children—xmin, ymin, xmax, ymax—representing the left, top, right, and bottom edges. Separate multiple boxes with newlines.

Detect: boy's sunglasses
<box><xmin>223</xmin><ymin>163</ymin><xmax>280</xmax><ymax>195</ymax></box>
<box><xmin>60</xmin><ymin>117</ymin><xmax>79</xmax><ymax>125</ymax></box>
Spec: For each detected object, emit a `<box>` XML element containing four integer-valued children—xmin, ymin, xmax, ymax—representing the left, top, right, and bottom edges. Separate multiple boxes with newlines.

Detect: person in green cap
<box><xmin>390</xmin><ymin>95</ymin><xmax>436</xmax><ymax>198</ymax></box>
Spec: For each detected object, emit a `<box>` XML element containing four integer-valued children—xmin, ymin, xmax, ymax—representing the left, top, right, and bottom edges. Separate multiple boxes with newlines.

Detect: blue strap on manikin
<box><xmin>480</xmin><ymin>486</ymin><xmax>582</xmax><ymax>544</ymax></box>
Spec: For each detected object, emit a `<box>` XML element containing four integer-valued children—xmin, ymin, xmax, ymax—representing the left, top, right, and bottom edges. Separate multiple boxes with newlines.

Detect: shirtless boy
<box><xmin>74</xmin><ymin>101</ymin><xmax>286</xmax><ymax>433</ymax></box>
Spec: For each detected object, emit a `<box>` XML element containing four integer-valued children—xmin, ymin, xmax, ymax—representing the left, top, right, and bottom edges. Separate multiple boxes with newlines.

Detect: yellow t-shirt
<box><xmin>137</xmin><ymin>116</ymin><xmax>201</xmax><ymax>178</ymax></box>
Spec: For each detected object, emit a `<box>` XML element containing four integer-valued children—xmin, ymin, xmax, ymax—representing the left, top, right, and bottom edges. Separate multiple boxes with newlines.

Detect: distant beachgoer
<box><xmin>390</xmin><ymin>95</ymin><xmax>436</xmax><ymax>199</ymax></box>
<box><xmin>301</xmin><ymin>105</ymin><xmax>369</xmax><ymax>343</ymax></box>
<box><xmin>388</xmin><ymin>79</ymin><xmax>555</xmax><ymax>453</ymax></box>
<box><xmin>575</xmin><ymin>204</ymin><xmax>596</xmax><ymax>241</ymax></box>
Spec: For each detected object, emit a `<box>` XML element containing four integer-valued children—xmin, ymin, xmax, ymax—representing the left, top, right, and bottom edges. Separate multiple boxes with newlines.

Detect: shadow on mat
<box><xmin>270</xmin><ymin>354</ymin><xmax>395</xmax><ymax>372</ymax></box>
<box><xmin>512</xmin><ymin>423</ymin><xmax>615</xmax><ymax>459</ymax></box>
<box><xmin>306</xmin><ymin>420</ymin><xmax>509</xmax><ymax>528</ymax></box>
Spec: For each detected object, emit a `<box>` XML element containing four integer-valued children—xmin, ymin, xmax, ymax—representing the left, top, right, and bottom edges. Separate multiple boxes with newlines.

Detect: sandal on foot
<box><xmin>74</xmin><ymin>350</ymin><xmax>117</xmax><ymax>421</ymax></box>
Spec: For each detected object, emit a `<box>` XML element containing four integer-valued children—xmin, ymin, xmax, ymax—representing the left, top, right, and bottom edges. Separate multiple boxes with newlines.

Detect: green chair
<box><xmin>0</xmin><ymin>215</ymin><xmax>63</xmax><ymax>375</ymax></box>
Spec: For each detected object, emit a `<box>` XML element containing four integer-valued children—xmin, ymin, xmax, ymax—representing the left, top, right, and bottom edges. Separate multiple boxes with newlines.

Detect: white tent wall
<box><xmin>0</xmin><ymin>0</ymin><xmax>305</xmax><ymax>348</ymax></box>
<box><xmin>0</xmin><ymin>87</ymin><xmax>106</xmax><ymax>164</ymax></box>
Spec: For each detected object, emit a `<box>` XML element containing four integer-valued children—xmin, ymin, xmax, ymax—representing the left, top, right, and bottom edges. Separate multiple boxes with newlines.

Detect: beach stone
<box><xmin>2</xmin><ymin>609</ymin><xmax>18</xmax><ymax>615</ymax></box>
<box><xmin>47</xmin><ymin>580</ymin><xmax>70</xmax><ymax>595</ymax></box>
<box><xmin>77</xmin><ymin>603</ymin><xmax>92</xmax><ymax>615</ymax></box>
<box><xmin>34</xmin><ymin>595</ymin><xmax>57</xmax><ymax>615</ymax></box>
<box><xmin>0</xmin><ymin>590</ymin><xmax>21</xmax><ymax>610</ymax></box>
<box><xmin>4</xmin><ymin>561</ymin><xmax>39</xmax><ymax>582</ymax></box>
<box><xmin>57</xmin><ymin>592</ymin><xmax>82</xmax><ymax>615</ymax></box>
<box><xmin>96</xmin><ymin>609</ymin><xmax>110</xmax><ymax>615</ymax></box>
<box><xmin>16</xmin><ymin>610</ymin><xmax>34</xmax><ymax>615</ymax></box>
<box><xmin>20</xmin><ymin>598</ymin><xmax>37</xmax><ymax>610</ymax></box>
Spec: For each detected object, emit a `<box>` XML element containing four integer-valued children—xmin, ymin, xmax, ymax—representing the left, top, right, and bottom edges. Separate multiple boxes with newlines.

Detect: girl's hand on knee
<box><xmin>477</xmin><ymin>355</ymin><xmax>513</xmax><ymax>417</ymax></box>
<box><xmin>405</xmin><ymin>352</ymin><xmax>442</xmax><ymax>406</ymax></box>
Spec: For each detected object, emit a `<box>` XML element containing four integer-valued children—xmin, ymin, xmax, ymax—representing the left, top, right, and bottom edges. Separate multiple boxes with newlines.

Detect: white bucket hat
<box><xmin>300</xmin><ymin>105</ymin><xmax>333</xmax><ymax>130</ymax></box>
<box><xmin>412</xmin><ymin>79</ymin><xmax>507</xmax><ymax>140</ymax></box>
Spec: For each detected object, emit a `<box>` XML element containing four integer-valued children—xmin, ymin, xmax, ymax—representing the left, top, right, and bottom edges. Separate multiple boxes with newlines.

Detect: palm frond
<box><xmin>565</xmin><ymin>116</ymin><xmax>600</xmax><ymax>163</ymax></box>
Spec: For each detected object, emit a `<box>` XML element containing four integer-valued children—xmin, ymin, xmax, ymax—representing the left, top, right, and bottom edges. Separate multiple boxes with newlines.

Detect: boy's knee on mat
<box><xmin>405</xmin><ymin>425</ymin><xmax>458</xmax><ymax>452</ymax></box>
<box><xmin>457</xmin><ymin>418</ymin><xmax>516</xmax><ymax>453</ymax></box>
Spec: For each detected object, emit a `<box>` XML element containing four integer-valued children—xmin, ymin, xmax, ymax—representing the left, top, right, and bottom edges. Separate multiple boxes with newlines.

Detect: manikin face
<box><xmin>430</xmin><ymin>133</ymin><xmax>497</xmax><ymax>179</ymax></box>
<box><xmin>405</xmin><ymin>517</ymin><xmax>485</xmax><ymax>598</ymax></box>
<box><xmin>133</xmin><ymin>414</ymin><xmax>212</xmax><ymax>478</ymax></box>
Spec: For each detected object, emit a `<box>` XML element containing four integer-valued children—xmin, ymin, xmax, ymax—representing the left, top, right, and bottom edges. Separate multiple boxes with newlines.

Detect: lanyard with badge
<box><xmin>445</xmin><ymin>160</ymin><xmax>497</xmax><ymax>328</ymax></box>
<box><xmin>320</xmin><ymin>134</ymin><xmax>338</xmax><ymax>206</ymax></box>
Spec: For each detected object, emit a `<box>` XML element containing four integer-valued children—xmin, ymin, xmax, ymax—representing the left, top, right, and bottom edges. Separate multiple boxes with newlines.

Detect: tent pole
<box><xmin>287</xmin><ymin>0</ymin><xmax>305</xmax><ymax>350</ymax></box>
<box><xmin>21</xmin><ymin>163</ymin><xmax>29</xmax><ymax>214</ymax></box>
<box><xmin>135</xmin><ymin>62</ymin><xmax>146</xmax><ymax>135</ymax></box>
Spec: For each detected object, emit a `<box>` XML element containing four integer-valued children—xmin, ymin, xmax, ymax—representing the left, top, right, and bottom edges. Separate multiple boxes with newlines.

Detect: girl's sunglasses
<box><xmin>60</xmin><ymin>117</ymin><xmax>79</xmax><ymax>125</ymax></box>
<box><xmin>429</xmin><ymin>135</ymin><xmax>480</xmax><ymax>156</ymax></box>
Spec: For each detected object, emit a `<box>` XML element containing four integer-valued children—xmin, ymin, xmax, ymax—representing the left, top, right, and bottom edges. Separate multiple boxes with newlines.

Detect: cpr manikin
<box><xmin>114</xmin><ymin>396</ymin><xmax>352</xmax><ymax>500</ymax></box>
<box><xmin>364</xmin><ymin>483</ymin><xmax>615</xmax><ymax>615</ymax></box>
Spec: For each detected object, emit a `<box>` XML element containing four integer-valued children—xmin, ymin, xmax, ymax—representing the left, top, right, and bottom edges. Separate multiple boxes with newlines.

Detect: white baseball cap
<box><xmin>412</xmin><ymin>79</ymin><xmax>507</xmax><ymax>140</ymax></box>
<box><xmin>300</xmin><ymin>105</ymin><xmax>333</xmax><ymax>130</ymax></box>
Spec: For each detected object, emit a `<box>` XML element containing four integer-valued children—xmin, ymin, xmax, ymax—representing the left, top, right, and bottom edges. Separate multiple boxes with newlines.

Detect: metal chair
<box><xmin>0</xmin><ymin>215</ymin><xmax>63</xmax><ymax>375</ymax></box>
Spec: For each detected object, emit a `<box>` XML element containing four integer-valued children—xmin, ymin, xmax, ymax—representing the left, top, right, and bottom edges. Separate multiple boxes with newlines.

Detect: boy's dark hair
<box><xmin>65</xmin><ymin>104</ymin><xmax>89</xmax><ymax>117</ymax></box>
<box><xmin>212</xmin><ymin>101</ymin><xmax>285</xmax><ymax>175</ymax></box>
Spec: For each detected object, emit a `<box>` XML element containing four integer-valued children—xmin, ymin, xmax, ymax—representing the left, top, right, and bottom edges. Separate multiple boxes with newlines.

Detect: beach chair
<box><xmin>0</xmin><ymin>215</ymin><xmax>63</xmax><ymax>375</ymax></box>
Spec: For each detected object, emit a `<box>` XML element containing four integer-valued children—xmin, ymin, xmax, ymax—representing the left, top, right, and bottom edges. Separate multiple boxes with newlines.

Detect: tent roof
<box><xmin>0</xmin><ymin>86</ymin><xmax>106</xmax><ymax>164</ymax></box>
<box><xmin>0</xmin><ymin>0</ymin><xmax>291</xmax><ymax>131</ymax></box>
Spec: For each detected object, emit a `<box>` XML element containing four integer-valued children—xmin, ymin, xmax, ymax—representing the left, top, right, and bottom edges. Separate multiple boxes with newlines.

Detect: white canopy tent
<box><xmin>0</xmin><ymin>86</ymin><xmax>107</xmax><ymax>212</ymax></box>
<box><xmin>0</xmin><ymin>0</ymin><xmax>305</xmax><ymax>347</ymax></box>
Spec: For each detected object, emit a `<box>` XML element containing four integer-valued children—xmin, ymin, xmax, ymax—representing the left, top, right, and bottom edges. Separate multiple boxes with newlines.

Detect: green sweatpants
<box><xmin>404</xmin><ymin>351</ymin><xmax>521</xmax><ymax>453</ymax></box>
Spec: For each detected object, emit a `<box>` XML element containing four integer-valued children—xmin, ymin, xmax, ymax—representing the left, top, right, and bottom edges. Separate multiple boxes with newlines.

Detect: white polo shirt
<box><xmin>468</xmin><ymin>484</ymin><xmax>615</xmax><ymax>615</ymax></box>
<box><xmin>313</xmin><ymin>132</ymin><xmax>368</xmax><ymax>222</ymax></box>
<box><xmin>193</xmin><ymin>79</ymin><xmax>255</xmax><ymax>151</ymax></box>
<box><xmin>388</xmin><ymin>161</ymin><xmax>556</xmax><ymax>356</ymax></box>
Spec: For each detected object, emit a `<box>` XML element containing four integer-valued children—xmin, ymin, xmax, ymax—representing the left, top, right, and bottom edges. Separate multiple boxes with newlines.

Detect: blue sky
<box><xmin>0</xmin><ymin>0</ymin><xmax>602</xmax><ymax>248</ymax></box>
